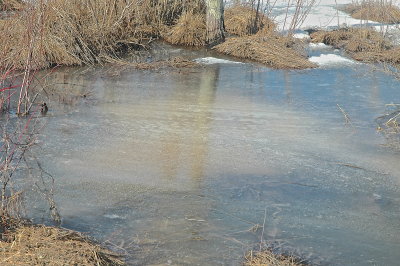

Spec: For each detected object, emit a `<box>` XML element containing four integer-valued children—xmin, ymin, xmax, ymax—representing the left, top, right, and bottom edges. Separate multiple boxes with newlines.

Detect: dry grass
<box><xmin>0</xmin><ymin>0</ymin><xmax>25</xmax><ymax>11</ymax></box>
<box><xmin>214</xmin><ymin>34</ymin><xmax>316</xmax><ymax>69</ymax></box>
<box><xmin>107</xmin><ymin>56</ymin><xmax>199</xmax><ymax>72</ymax></box>
<box><xmin>163</xmin><ymin>11</ymin><xmax>207</xmax><ymax>46</ymax></box>
<box><xmin>0</xmin><ymin>0</ymin><xmax>204</xmax><ymax>69</ymax></box>
<box><xmin>310</xmin><ymin>27</ymin><xmax>400</xmax><ymax>64</ymax></box>
<box><xmin>245</xmin><ymin>249</ymin><xmax>305</xmax><ymax>266</ymax></box>
<box><xmin>341</xmin><ymin>0</ymin><xmax>400</xmax><ymax>24</ymax></box>
<box><xmin>224</xmin><ymin>5</ymin><xmax>275</xmax><ymax>37</ymax></box>
<box><xmin>310</xmin><ymin>28</ymin><xmax>391</xmax><ymax>52</ymax></box>
<box><xmin>0</xmin><ymin>224</ymin><xmax>124</xmax><ymax>265</ymax></box>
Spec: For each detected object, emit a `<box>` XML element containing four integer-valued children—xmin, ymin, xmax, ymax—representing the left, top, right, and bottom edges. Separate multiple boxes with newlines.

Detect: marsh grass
<box><xmin>310</xmin><ymin>27</ymin><xmax>400</xmax><ymax>64</ymax></box>
<box><xmin>245</xmin><ymin>249</ymin><xmax>305</xmax><ymax>266</ymax></box>
<box><xmin>0</xmin><ymin>0</ymin><xmax>24</xmax><ymax>11</ymax></box>
<box><xmin>163</xmin><ymin>11</ymin><xmax>207</xmax><ymax>46</ymax></box>
<box><xmin>0</xmin><ymin>0</ymin><xmax>204</xmax><ymax>69</ymax></box>
<box><xmin>214</xmin><ymin>34</ymin><xmax>316</xmax><ymax>69</ymax></box>
<box><xmin>341</xmin><ymin>0</ymin><xmax>400</xmax><ymax>23</ymax></box>
<box><xmin>0</xmin><ymin>224</ymin><xmax>124</xmax><ymax>265</ymax></box>
<box><xmin>162</xmin><ymin>3</ymin><xmax>277</xmax><ymax>47</ymax></box>
<box><xmin>224</xmin><ymin>4</ymin><xmax>275</xmax><ymax>37</ymax></box>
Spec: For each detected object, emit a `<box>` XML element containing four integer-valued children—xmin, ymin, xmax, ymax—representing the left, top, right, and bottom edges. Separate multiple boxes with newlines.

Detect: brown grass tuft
<box><xmin>311</xmin><ymin>27</ymin><xmax>391</xmax><ymax>52</ymax></box>
<box><xmin>214</xmin><ymin>34</ymin><xmax>316</xmax><ymax>69</ymax></box>
<box><xmin>245</xmin><ymin>249</ymin><xmax>305</xmax><ymax>266</ymax></box>
<box><xmin>224</xmin><ymin>5</ymin><xmax>275</xmax><ymax>36</ymax></box>
<box><xmin>0</xmin><ymin>0</ymin><xmax>25</xmax><ymax>11</ymax></box>
<box><xmin>0</xmin><ymin>224</ymin><xmax>124</xmax><ymax>265</ymax></box>
<box><xmin>163</xmin><ymin>11</ymin><xmax>207</xmax><ymax>46</ymax></box>
<box><xmin>309</xmin><ymin>27</ymin><xmax>400</xmax><ymax>64</ymax></box>
<box><xmin>0</xmin><ymin>0</ymin><xmax>205</xmax><ymax>69</ymax></box>
<box><xmin>341</xmin><ymin>0</ymin><xmax>400</xmax><ymax>24</ymax></box>
<box><xmin>106</xmin><ymin>56</ymin><xmax>199</xmax><ymax>73</ymax></box>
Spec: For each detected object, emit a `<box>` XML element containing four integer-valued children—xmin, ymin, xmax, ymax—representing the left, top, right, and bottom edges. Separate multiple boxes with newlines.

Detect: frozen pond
<box><xmin>28</xmin><ymin>45</ymin><xmax>400</xmax><ymax>265</ymax></box>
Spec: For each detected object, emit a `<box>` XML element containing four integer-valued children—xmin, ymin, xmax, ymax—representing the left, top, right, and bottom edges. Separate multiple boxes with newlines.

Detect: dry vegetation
<box><xmin>0</xmin><ymin>1</ymin><xmax>316</xmax><ymax>70</ymax></box>
<box><xmin>0</xmin><ymin>0</ymin><xmax>203</xmax><ymax>69</ymax></box>
<box><xmin>310</xmin><ymin>27</ymin><xmax>400</xmax><ymax>64</ymax></box>
<box><xmin>224</xmin><ymin>5</ymin><xmax>275</xmax><ymax>36</ymax></box>
<box><xmin>162</xmin><ymin>4</ymin><xmax>276</xmax><ymax>47</ymax></box>
<box><xmin>106</xmin><ymin>56</ymin><xmax>200</xmax><ymax>73</ymax></box>
<box><xmin>0</xmin><ymin>0</ymin><xmax>25</xmax><ymax>11</ymax></box>
<box><xmin>214</xmin><ymin>34</ymin><xmax>316</xmax><ymax>69</ymax></box>
<box><xmin>212</xmin><ymin>4</ymin><xmax>315</xmax><ymax>70</ymax></box>
<box><xmin>245</xmin><ymin>249</ymin><xmax>305</xmax><ymax>266</ymax></box>
<box><xmin>0</xmin><ymin>224</ymin><xmax>124</xmax><ymax>265</ymax></box>
<box><xmin>341</xmin><ymin>0</ymin><xmax>400</xmax><ymax>23</ymax></box>
<box><xmin>163</xmin><ymin>11</ymin><xmax>207</xmax><ymax>46</ymax></box>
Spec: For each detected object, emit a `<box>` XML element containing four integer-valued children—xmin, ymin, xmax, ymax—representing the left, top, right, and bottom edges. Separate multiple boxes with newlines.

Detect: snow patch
<box><xmin>309</xmin><ymin>43</ymin><xmax>330</xmax><ymax>49</ymax></box>
<box><xmin>194</xmin><ymin>57</ymin><xmax>243</xmax><ymax>64</ymax></box>
<box><xmin>309</xmin><ymin>54</ymin><xmax>357</xmax><ymax>66</ymax></box>
<box><xmin>273</xmin><ymin>0</ymin><xmax>381</xmax><ymax>30</ymax></box>
<box><xmin>293</xmin><ymin>33</ymin><xmax>310</xmax><ymax>39</ymax></box>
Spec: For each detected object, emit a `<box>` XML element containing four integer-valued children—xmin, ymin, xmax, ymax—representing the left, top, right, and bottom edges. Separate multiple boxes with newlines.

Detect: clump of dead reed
<box><xmin>214</xmin><ymin>34</ymin><xmax>316</xmax><ymax>69</ymax></box>
<box><xmin>310</xmin><ymin>28</ymin><xmax>391</xmax><ymax>52</ymax></box>
<box><xmin>245</xmin><ymin>249</ymin><xmax>305</xmax><ymax>266</ymax></box>
<box><xmin>106</xmin><ymin>56</ymin><xmax>199</xmax><ymax>76</ymax></box>
<box><xmin>0</xmin><ymin>224</ymin><xmax>124</xmax><ymax>265</ymax></box>
<box><xmin>224</xmin><ymin>5</ymin><xmax>275</xmax><ymax>36</ymax></box>
<box><xmin>0</xmin><ymin>0</ymin><xmax>204</xmax><ymax>70</ymax></box>
<box><xmin>163</xmin><ymin>11</ymin><xmax>207</xmax><ymax>46</ymax></box>
<box><xmin>310</xmin><ymin>27</ymin><xmax>400</xmax><ymax>64</ymax></box>
<box><xmin>341</xmin><ymin>0</ymin><xmax>400</xmax><ymax>24</ymax></box>
<box><xmin>0</xmin><ymin>0</ymin><xmax>25</xmax><ymax>11</ymax></box>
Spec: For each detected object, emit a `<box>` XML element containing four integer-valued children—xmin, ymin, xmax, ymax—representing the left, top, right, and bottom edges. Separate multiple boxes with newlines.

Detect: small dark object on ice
<box><xmin>41</xmin><ymin>102</ymin><xmax>48</xmax><ymax>114</ymax></box>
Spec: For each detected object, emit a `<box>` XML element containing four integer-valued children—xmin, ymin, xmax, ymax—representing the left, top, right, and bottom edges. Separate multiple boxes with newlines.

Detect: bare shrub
<box><xmin>0</xmin><ymin>110</ymin><xmax>62</xmax><ymax>222</ymax></box>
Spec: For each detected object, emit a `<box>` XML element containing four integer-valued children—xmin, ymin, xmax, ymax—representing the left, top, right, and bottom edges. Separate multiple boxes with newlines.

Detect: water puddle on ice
<box><xmin>32</xmin><ymin>51</ymin><xmax>400</xmax><ymax>265</ymax></box>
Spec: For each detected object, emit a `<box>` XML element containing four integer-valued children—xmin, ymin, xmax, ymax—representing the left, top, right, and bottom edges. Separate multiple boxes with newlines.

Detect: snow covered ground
<box><xmin>273</xmin><ymin>0</ymin><xmax>400</xmax><ymax>30</ymax></box>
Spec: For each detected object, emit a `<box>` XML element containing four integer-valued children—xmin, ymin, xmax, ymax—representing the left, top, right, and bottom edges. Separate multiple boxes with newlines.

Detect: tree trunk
<box><xmin>205</xmin><ymin>0</ymin><xmax>224</xmax><ymax>46</ymax></box>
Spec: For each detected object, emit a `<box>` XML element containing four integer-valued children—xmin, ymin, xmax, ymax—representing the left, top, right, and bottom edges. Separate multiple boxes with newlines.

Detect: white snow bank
<box><xmin>293</xmin><ymin>33</ymin><xmax>310</xmax><ymax>39</ymax></box>
<box><xmin>309</xmin><ymin>54</ymin><xmax>357</xmax><ymax>66</ymax></box>
<box><xmin>273</xmin><ymin>0</ymin><xmax>382</xmax><ymax>30</ymax></box>
<box><xmin>309</xmin><ymin>43</ymin><xmax>330</xmax><ymax>49</ymax></box>
<box><xmin>194</xmin><ymin>57</ymin><xmax>243</xmax><ymax>64</ymax></box>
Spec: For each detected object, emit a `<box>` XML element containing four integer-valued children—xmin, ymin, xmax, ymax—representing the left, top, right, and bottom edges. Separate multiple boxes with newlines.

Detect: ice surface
<box><xmin>34</xmin><ymin>61</ymin><xmax>400</xmax><ymax>265</ymax></box>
